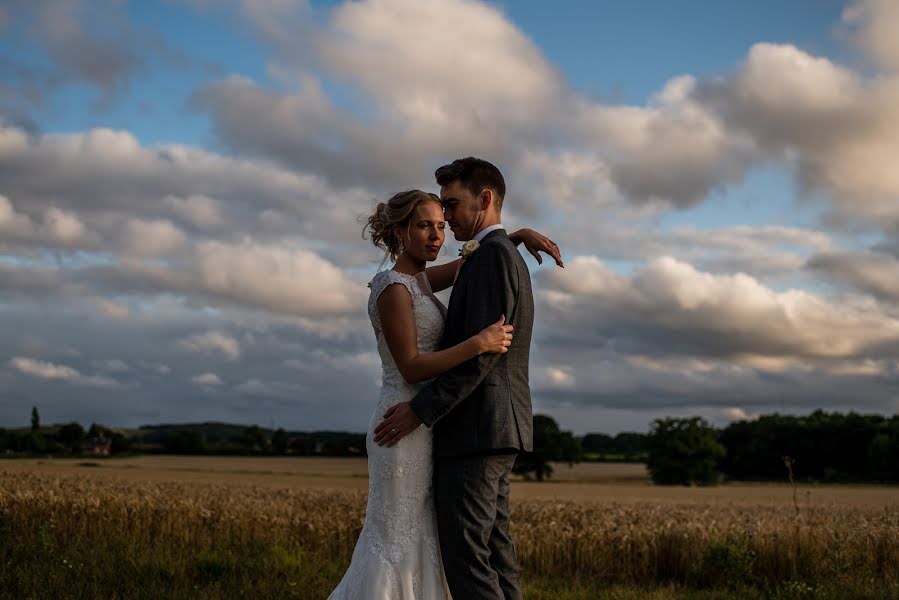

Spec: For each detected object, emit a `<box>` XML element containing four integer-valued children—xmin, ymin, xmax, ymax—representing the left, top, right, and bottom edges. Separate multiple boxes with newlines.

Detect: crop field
<box><xmin>3</xmin><ymin>456</ymin><xmax>899</xmax><ymax>599</ymax></box>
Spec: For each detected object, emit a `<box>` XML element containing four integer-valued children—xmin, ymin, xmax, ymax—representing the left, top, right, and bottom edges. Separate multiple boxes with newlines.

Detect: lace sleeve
<box><xmin>367</xmin><ymin>271</ymin><xmax>420</xmax><ymax>335</ymax></box>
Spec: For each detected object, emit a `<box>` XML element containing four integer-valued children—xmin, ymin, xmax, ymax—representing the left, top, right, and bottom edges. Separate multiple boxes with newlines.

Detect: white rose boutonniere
<box><xmin>459</xmin><ymin>240</ymin><xmax>480</xmax><ymax>260</ymax></box>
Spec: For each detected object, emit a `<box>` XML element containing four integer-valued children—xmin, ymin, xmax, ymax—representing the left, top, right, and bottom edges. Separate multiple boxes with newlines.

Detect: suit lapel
<box><xmin>443</xmin><ymin>229</ymin><xmax>508</xmax><ymax>347</ymax></box>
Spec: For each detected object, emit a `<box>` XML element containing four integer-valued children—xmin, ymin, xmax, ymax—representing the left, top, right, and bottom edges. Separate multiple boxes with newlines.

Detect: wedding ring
<box><xmin>390</xmin><ymin>428</ymin><xmax>397</xmax><ymax>436</ymax></box>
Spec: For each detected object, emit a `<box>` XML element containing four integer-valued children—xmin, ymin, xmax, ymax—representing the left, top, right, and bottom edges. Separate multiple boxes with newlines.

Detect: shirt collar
<box><xmin>473</xmin><ymin>223</ymin><xmax>503</xmax><ymax>243</ymax></box>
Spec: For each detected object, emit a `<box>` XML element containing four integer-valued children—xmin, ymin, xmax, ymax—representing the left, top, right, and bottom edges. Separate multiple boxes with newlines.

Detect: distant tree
<box><xmin>163</xmin><ymin>430</ymin><xmax>205</xmax><ymax>454</ymax></box>
<box><xmin>719</xmin><ymin>411</ymin><xmax>899</xmax><ymax>483</ymax></box>
<box><xmin>513</xmin><ymin>415</ymin><xmax>582</xmax><ymax>481</ymax></box>
<box><xmin>613</xmin><ymin>432</ymin><xmax>647</xmax><ymax>456</ymax></box>
<box><xmin>272</xmin><ymin>428</ymin><xmax>289</xmax><ymax>454</ymax></box>
<box><xmin>31</xmin><ymin>406</ymin><xmax>40</xmax><ymax>431</ymax></box>
<box><xmin>646</xmin><ymin>417</ymin><xmax>724</xmax><ymax>486</ymax></box>
<box><xmin>87</xmin><ymin>423</ymin><xmax>109</xmax><ymax>438</ymax></box>
<box><xmin>580</xmin><ymin>431</ymin><xmax>647</xmax><ymax>461</ymax></box>
<box><xmin>581</xmin><ymin>433</ymin><xmax>613</xmax><ymax>454</ymax></box>
<box><xmin>57</xmin><ymin>422</ymin><xmax>86</xmax><ymax>452</ymax></box>
<box><xmin>559</xmin><ymin>431</ymin><xmax>583</xmax><ymax>467</ymax></box>
<box><xmin>109</xmin><ymin>431</ymin><xmax>131</xmax><ymax>454</ymax></box>
<box><xmin>240</xmin><ymin>426</ymin><xmax>268</xmax><ymax>452</ymax></box>
<box><xmin>24</xmin><ymin>430</ymin><xmax>46</xmax><ymax>453</ymax></box>
<box><xmin>289</xmin><ymin>435</ymin><xmax>316</xmax><ymax>455</ymax></box>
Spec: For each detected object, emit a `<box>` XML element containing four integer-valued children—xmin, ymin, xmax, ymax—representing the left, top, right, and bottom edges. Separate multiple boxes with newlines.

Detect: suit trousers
<box><xmin>434</xmin><ymin>453</ymin><xmax>521</xmax><ymax>600</ymax></box>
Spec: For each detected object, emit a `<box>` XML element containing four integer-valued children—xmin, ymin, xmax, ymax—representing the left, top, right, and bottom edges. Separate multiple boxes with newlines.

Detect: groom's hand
<box><xmin>373</xmin><ymin>402</ymin><xmax>422</xmax><ymax>447</ymax></box>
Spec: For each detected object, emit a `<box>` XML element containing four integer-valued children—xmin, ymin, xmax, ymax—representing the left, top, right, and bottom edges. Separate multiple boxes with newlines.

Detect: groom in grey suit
<box><xmin>374</xmin><ymin>157</ymin><xmax>533</xmax><ymax>599</ymax></box>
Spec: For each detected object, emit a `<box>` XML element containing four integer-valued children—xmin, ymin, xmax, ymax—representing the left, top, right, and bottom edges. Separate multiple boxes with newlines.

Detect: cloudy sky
<box><xmin>2</xmin><ymin>0</ymin><xmax>899</xmax><ymax>435</ymax></box>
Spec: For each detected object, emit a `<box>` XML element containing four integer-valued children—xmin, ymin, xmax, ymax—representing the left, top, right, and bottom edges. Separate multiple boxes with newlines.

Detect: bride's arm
<box><xmin>425</xmin><ymin>228</ymin><xmax>564</xmax><ymax>293</ymax></box>
<box><xmin>377</xmin><ymin>284</ymin><xmax>512</xmax><ymax>384</ymax></box>
<box><xmin>423</xmin><ymin>260</ymin><xmax>460</xmax><ymax>294</ymax></box>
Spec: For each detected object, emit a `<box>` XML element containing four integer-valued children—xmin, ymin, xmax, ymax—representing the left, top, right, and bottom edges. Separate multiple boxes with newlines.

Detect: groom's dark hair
<box><xmin>435</xmin><ymin>157</ymin><xmax>506</xmax><ymax>211</ymax></box>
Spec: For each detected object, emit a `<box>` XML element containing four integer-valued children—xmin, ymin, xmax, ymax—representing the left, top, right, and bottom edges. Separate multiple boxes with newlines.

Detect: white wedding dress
<box><xmin>328</xmin><ymin>269</ymin><xmax>452</xmax><ymax>600</ymax></box>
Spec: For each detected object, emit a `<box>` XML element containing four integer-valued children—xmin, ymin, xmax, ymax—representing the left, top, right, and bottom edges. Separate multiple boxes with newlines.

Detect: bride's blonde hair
<box><xmin>364</xmin><ymin>190</ymin><xmax>441</xmax><ymax>262</ymax></box>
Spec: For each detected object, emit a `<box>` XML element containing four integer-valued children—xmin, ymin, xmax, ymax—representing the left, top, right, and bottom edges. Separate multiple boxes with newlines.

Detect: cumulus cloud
<box><xmin>843</xmin><ymin>0</ymin><xmax>899</xmax><ymax>72</ymax></box>
<box><xmin>5</xmin><ymin>0</ymin><xmax>899</xmax><ymax>433</ymax></box>
<box><xmin>540</xmin><ymin>254</ymin><xmax>899</xmax><ymax>362</ymax></box>
<box><xmin>92</xmin><ymin>297</ymin><xmax>130</xmax><ymax>320</ymax></box>
<box><xmin>808</xmin><ymin>250</ymin><xmax>899</xmax><ymax>301</ymax></box>
<box><xmin>0</xmin><ymin>194</ymin><xmax>100</xmax><ymax>250</ymax></box>
<box><xmin>162</xmin><ymin>194</ymin><xmax>223</xmax><ymax>229</ymax></box>
<box><xmin>9</xmin><ymin>356</ymin><xmax>121</xmax><ymax>388</ymax></box>
<box><xmin>191</xmin><ymin>372</ymin><xmax>223</xmax><ymax>386</ymax></box>
<box><xmin>202</xmin><ymin>0</ymin><xmax>899</xmax><ymax>230</ymax></box>
<box><xmin>697</xmin><ymin>42</ymin><xmax>899</xmax><ymax>229</ymax></box>
<box><xmin>720</xmin><ymin>407</ymin><xmax>757</xmax><ymax>422</ymax></box>
<box><xmin>10</xmin><ymin>356</ymin><xmax>80</xmax><ymax>380</ymax></box>
<box><xmin>570</xmin><ymin>76</ymin><xmax>758</xmax><ymax>207</ymax></box>
<box><xmin>0</xmin><ymin>126</ymin><xmax>375</xmax><ymax>253</ymax></box>
<box><xmin>92</xmin><ymin>359</ymin><xmax>129</xmax><ymax>372</ymax></box>
<box><xmin>177</xmin><ymin>331</ymin><xmax>241</xmax><ymax>361</ymax></box>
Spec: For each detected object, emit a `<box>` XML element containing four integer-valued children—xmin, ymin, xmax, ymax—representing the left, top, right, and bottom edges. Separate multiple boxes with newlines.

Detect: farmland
<box><xmin>2</xmin><ymin>456</ymin><xmax>899</xmax><ymax>598</ymax></box>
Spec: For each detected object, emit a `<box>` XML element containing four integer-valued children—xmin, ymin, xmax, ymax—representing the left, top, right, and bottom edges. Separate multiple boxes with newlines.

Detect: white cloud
<box><xmin>720</xmin><ymin>407</ymin><xmax>756</xmax><ymax>422</ymax></box>
<box><xmin>191</xmin><ymin>372</ymin><xmax>223</xmax><ymax>386</ymax></box>
<box><xmin>10</xmin><ymin>356</ymin><xmax>80</xmax><ymax>380</ymax></box>
<box><xmin>698</xmin><ymin>42</ymin><xmax>899</xmax><ymax>229</ymax></box>
<box><xmin>178</xmin><ymin>331</ymin><xmax>241</xmax><ymax>361</ymax></box>
<box><xmin>5</xmin><ymin>1</ymin><xmax>899</xmax><ymax>433</ymax></box>
<box><xmin>92</xmin><ymin>297</ymin><xmax>130</xmax><ymax>320</ymax></box>
<box><xmin>542</xmin><ymin>254</ymin><xmax>899</xmax><ymax>362</ymax></box>
<box><xmin>9</xmin><ymin>356</ymin><xmax>121</xmax><ymax>388</ymax></box>
<box><xmin>92</xmin><ymin>359</ymin><xmax>129</xmax><ymax>372</ymax></box>
<box><xmin>163</xmin><ymin>194</ymin><xmax>222</xmax><ymax>229</ymax></box>
<box><xmin>843</xmin><ymin>0</ymin><xmax>899</xmax><ymax>72</ymax></box>
<box><xmin>122</xmin><ymin>218</ymin><xmax>187</xmax><ymax>256</ymax></box>
<box><xmin>808</xmin><ymin>250</ymin><xmax>899</xmax><ymax>301</ymax></box>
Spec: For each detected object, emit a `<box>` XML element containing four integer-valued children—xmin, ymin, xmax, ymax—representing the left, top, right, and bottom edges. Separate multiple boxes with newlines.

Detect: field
<box><xmin>3</xmin><ymin>456</ymin><xmax>899</xmax><ymax>599</ymax></box>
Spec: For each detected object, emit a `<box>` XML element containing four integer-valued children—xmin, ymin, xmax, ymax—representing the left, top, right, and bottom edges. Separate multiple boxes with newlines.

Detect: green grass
<box><xmin>3</xmin><ymin>524</ymin><xmax>898</xmax><ymax>600</ymax></box>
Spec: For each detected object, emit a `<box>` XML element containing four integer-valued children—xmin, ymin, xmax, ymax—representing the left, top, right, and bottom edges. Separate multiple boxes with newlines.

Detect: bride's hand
<box><xmin>476</xmin><ymin>315</ymin><xmax>514</xmax><ymax>354</ymax></box>
<box><xmin>509</xmin><ymin>228</ymin><xmax>564</xmax><ymax>267</ymax></box>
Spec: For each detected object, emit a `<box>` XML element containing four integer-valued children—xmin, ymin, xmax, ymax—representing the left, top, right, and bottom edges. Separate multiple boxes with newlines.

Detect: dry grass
<box><xmin>3</xmin><ymin>460</ymin><xmax>899</xmax><ymax>589</ymax></box>
<box><xmin>6</xmin><ymin>455</ymin><xmax>899</xmax><ymax>506</ymax></box>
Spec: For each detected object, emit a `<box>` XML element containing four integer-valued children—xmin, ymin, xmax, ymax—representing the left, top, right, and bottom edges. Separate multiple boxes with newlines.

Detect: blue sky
<box><xmin>2</xmin><ymin>0</ymin><xmax>899</xmax><ymax>434</ymax></box>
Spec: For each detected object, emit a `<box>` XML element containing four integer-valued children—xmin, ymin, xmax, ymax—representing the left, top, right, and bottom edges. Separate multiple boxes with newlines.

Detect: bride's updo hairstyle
<box><xmin>364</xmin><ymin>190</ymin><xmax>441</xmax><ymax>262</ymax></box>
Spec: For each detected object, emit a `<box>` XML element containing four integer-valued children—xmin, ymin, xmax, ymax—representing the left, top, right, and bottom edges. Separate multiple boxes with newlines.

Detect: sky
<box><xmin>2</xmin><ymin>0</ymin><xmax>899</xmax><ymax>435</ymax></box>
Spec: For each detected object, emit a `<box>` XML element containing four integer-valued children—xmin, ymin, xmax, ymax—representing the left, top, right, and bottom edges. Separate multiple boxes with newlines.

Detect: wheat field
<box><xmin>3</xmin><ymin>456</ymin><xmax>899</xmax><ymax>599</ymax></box>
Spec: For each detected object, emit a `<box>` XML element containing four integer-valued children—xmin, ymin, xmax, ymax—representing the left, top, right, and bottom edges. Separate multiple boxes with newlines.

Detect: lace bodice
<box><xmin>328</xmin><ymin>269</ymin><xmax>451</xmax><ymax>599</ymax></box>
<box><xmin>367</xmin><ymin>270</ymin><xmax>446</xmax><ymax>394</ymax></box>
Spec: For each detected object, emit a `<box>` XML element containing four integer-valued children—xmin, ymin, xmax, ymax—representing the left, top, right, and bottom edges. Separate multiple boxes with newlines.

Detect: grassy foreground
<box><xmin>2</xmin><ymin>470</ymin><xmax>899</xmax><ymax>599</ymax></box>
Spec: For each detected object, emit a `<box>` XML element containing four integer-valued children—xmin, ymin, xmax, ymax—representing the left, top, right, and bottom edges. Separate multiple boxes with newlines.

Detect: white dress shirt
<box><xmin>473</xmin><ymin>223</ymin><xmax>504</xmax><ymax>242</ymax></box>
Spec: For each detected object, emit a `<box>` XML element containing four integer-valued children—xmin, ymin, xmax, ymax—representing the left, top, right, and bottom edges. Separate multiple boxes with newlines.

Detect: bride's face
<box><xmin>400</xmin><ymin>201</ymin><xmax>445</xmax><ymax>263</ymax></box>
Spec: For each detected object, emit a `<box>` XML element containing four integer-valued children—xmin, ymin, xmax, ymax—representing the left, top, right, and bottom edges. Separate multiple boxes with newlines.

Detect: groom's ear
<box><xmin>480</xmin><ymin>188</ymin><xmax>493</xmax><ymax>211</ymax></box>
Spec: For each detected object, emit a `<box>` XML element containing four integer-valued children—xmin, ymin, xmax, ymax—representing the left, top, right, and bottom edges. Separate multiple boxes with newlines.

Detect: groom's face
<box><xmin>440</xmin><ymin>180</ymin><xmax>481</xmax><ymax>242</ymax></box>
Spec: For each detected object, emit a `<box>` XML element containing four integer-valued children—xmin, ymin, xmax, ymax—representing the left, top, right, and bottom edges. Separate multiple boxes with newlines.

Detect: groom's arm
<box><xmin>408</xmin><ymin>242</ymin><xmax>518</xmax><ymax>427</ymax></box>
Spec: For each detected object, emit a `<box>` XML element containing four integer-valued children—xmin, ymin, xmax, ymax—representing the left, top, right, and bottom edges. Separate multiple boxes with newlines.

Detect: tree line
<box><xmin>7</xmin><ymin>407</ymin><xmax>899</xmax><ymax>486</ymax></box>
<box><xmin>646</xmin><ymin>411</ymin><xmax>899</xmax><ymax>485</ymax></box>
<box><xmin>0</xmin><ymin>409</ymin><xmax>369</xmax><ymax>458</ymax></box>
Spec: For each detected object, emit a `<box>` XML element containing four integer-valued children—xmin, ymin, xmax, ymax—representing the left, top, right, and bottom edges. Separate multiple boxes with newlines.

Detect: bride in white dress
<box><xmin>328</xmin><ymin>190</ymin><xmax>560</xmax><ymax>599</ymax></box>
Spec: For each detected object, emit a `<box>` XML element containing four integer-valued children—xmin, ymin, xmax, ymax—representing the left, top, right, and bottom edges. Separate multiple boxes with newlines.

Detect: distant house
<box><xmin>81</xmin><ymin>435</ymin><xmax>111</xmax><ymax>456</ymax></box>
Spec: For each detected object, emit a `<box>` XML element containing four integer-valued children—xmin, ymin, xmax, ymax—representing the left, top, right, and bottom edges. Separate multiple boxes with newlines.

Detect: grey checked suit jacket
<box><xmin>409</xmin><ymin>229</ymin><xmax>534</xmax><ymax>457</ymax></box>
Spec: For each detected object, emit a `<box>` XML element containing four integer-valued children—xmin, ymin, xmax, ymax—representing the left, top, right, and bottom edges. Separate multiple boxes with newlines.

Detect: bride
<box><xmin>327</xmin><ymin>190</ymin><xmax>561</xmax><ymax>599</ymax></box>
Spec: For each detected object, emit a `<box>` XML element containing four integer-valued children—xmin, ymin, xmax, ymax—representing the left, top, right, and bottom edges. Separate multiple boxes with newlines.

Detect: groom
<box><xmin>374</xmin><ymin>157</ymin><xmax>535</xmax><ymax>599</ymax></box>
